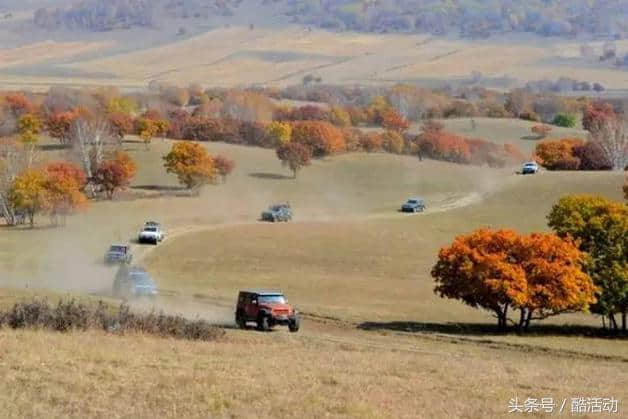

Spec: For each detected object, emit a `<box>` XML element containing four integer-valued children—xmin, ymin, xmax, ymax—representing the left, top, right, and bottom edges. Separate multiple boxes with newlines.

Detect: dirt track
<box><xmin>126</xmin><ymin>183</ymin><xmax>517</xmax><ymax>325</ymax></box>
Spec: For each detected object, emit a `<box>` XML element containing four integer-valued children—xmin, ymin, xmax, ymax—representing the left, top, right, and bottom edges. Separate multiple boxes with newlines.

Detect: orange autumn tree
<box><xmin>534</xmin><ymin>138</ymin><xmax>584</xmax><ymax>170</ymax></box>
<box><xmin>46</xmin><ymin>110</ymin><xmax>79</xmax><ymax>145</ymax></box>
<box><xmin>93</xmin><ymin>151</ymin><xmax>137</xmax><ymax>199</ymax></box>
<box><xmin>4</xmin><ymin>93</ymin><xmax>34</xmax><ymax>118</ymax></box>
<box><xmin>290</xmin><ymin>121</ymin><xmax>345</xmax><ymax>157</ymax></box>
<box><xmin>380</xmin><ymin>109</ymin><xmax>410</xmax><ymax>132</ymax></box>
<box><xmin>432</xmin><ymin>229</ymin><xmax>595</xmax><ymax>332</ymax></box>
<box><xmin>44</xmin><ymin>162</ymin><xmax>88</xmax><ymax>226</ymax></box>
<box><xmin>417</xmin><ymin>130</ymin><xmax>471</xmax><ymax>164</ymax></box>
<box><xmin>514</xmin><ymin>233</ymin><xmax>597</xmax><ymax>329</ymax></box>
<box><xmin>163</xmin><ymin>142</ymin><xmax>215</xmax><ymax>191</ymax></box>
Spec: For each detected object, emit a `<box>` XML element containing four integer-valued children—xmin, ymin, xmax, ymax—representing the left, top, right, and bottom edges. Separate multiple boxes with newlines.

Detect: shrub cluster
<box><xmin>0</xmin><ymin>299</ymin><xmax>225</xmax><ymax>341</ymax></box>
<box><xmin>535</xmin><ymin>139</ymin><xmax>611</xmax><ymax>171</ymax></box>
<box><xmin>416</xmin><ymin>122</ymin><xmax>525</xmax><ymax>167</ymax></box>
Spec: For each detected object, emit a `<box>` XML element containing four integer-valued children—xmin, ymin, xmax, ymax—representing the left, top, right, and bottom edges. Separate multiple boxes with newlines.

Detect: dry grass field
<box><xmin>0</xmin><ymin>127</ymin><xmax>626</xmax><ymax>417</ymax></box>
<box><xmin>2</xmin><ymin>24</ymin><xmax>628</xmax><ymax>90</ymax></box>
<box><xmin>0</xmin><ymin>40</ymin><xmax>112</xmax><ymax>69</ymax></box>
<box><xmin>1</xmin><ymin>326</ymin><xmax>626</xmax><ymax>419</ymax></box>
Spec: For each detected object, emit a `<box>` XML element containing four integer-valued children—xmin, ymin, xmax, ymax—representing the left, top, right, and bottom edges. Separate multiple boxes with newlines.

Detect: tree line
<box><xmin>286</xmin><ymin>0</ymin><xmax>628</xmax><ymax>40</ymax></box>
<box><xmin>0</xmin><ymin>90</ymin><xmax>235</xmax><ymax>228</ymax></box>
<box><xmin>32</xmin><ymin>0</ymin><xmax>628</xmax><ymax>40</ymax></box>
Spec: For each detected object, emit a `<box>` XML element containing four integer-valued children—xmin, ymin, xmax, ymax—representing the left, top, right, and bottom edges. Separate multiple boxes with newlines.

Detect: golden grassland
<box><xmin>0</xmin><ymin>40</ymin><xmax>113</xmax><ymax>70</ymax></box>
<box><xmin>2</xmin><ymin>26</ymin><xmax>628</xmax><ymax>89</ymax></box>
<box><xmin>0</xmin><ymin>325</ymin><xmax>626</xmax><ymax>419</ymax></box>
<box><xmin>0</xmin><ymin>129</ymin><xmax>626</xmax><ymax>418</ymax></box>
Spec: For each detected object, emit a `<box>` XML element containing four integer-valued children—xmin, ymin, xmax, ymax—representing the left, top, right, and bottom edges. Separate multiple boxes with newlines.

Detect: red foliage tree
<box><xmin>107</xmin><ymin>112</ymin><xmax>134</xmax><ymax>142</ymax></box>
<box><xmin>142</xmin><ymin>109</ymin><xmax>165</xmax><ymax>121</ymax></box>
<box><xmin>44</xmin><ymin>162</ymin><xmax>88</xmax><ymax>225</ymax></box>
<box><xmin>572</xmin><ymin>141</ymin><xmax>612</xmax><ymax>170</ymax></box>
<box><xmin>93</xmin><ymin>152</ymin><xmax>137</xmax><ymax>199</ymax></box>
<box><xmin>287</xmin><ymin>105</ymin><xmax>330</xmax><ymax>121</ymax></box>
<box><xmin>213</xmin><ymin>155</ymin><xmax>235</xmax><ymax>183</ymax></box>
<box><xmin>380</xmin><ymin>109</ymin><xmax>410</xmax><ymax>132</ymax></box>
<box><xmin>5</xmin><ymin>93</ymin><xmax>34</xmax><ymax>117</ymax></box>
<box><xmin>418</xmin><ymin>130</ymin><xmax>471</xmax><ymax>164</ymax></box>
<box><xmin>45</xmin><ymin>161</ymin><xmax>87</xmax><ymax>190</ymax></box>
<box><xmin>582</xmin><ymin>102</ymin><xmax>616</xmax><ymax>133</ymax></box>
<box><xmin>359</xmin><ymin>132</ymin><xmax>384</xmax><ymax>152</ymax></box>
<box><xmin>290</xmin><ymin>121</ymin><xmax>345</xmax><ymax>157</ymax></box>
<box><xmin>167</xmin><ymin>109</ymin><xmax>191</xmax><ymax>139</ymax></box>
<box><xmin>276</xmin><ymin>142</ymin><xmax>312</xmax><ymax>178</ymax></box>
<box><xmin>46</xmin><ymin>110</ymin><xmax>79</xmax><ymax>145</ymax></box>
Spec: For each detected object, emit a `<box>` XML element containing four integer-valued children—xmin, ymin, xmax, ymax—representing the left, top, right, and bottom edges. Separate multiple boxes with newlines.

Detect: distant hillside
<box><xmin>286</xmin><ymin>0</ymin><xmax>628</xmax><ymax>39</ymax></box>
<box><xmin>30</xmin><ymin>0</ymin><xmax>628</xmax><ymax>40</ymax></box>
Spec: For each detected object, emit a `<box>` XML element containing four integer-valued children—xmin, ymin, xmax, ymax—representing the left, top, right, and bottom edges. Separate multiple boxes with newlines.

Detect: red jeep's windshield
<box><xmin>258</xmin><ymin>295</ymin><xmax>286</xmax><ymax>304</ymax></box>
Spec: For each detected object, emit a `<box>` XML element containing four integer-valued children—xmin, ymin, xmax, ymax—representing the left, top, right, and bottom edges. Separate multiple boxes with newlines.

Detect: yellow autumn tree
<box><xmin>265</xmin><ymin>121</ymin><xmax>292</xmax><ymax>147</ymax></box>
<box><xmin>163</xmin><ymin>142</ymin><xmax>215</xmax><ymax>191</ymax></box>
<box><xmin>9</xmin><ymin>168</ymin><xmax>48</xmax><ymax>227</ymax></box>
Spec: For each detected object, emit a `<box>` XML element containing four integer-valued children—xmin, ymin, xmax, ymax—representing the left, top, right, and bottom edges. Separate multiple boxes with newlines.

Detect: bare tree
<box><xmin>221</xmin><ymin>91</ymin><xmax>273</xmax><ymax>122</ymax></box>
<box><xmin>70</xmin><ymin>118</ymin><xmax>114</xmax><ymax>197</ymax></box>
<box><xmin>0</xmin><ymin>139</ymin><xmax>29</xmax><ymax>225</ymax></box>
<box><xmin>388</xmin><ymin>91</ymin><xmax>410</xmax><ymax>120</ymax></box>
<box><xmin>589</xmin><ymin>116</ymin><xmax>628</xmax><ymax>171</ymax></box>
<box><xmin>505</xmin><ymin>89</ymin><xmax>531</xmax><ymax>118</ymax></box>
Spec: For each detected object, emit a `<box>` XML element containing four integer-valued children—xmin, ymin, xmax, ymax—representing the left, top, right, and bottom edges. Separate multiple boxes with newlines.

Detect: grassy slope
<box><xmin>423</xmin><ymin>118</ymin><xmax>588</xmax><ymax>155</ymax></box>
<box><xmin>2</xmin><ymin>23</ymin><xmax>628</xmax><ymax>89</ymax></box>
<box><xmin>145</xmin><ymin>170</ymin><xmax>623</xmax><ymax>325</ymax></box>
<box><xmin>1</xmin><ymin>327</ymin><xmax>626</xmax><ymax>419</ymax></box>
<box><xmin>1</xmin><ymin>127</ymin><xmax>627</xmax><ymax>418</ymax></box>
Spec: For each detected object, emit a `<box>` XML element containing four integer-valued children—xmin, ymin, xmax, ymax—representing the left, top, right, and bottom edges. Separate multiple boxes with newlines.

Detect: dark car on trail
<box><xmin>401</xmin><ymin>197</ymin><xmax>426</xmax><ymax>213</ymax></box>
<box><xmin>104</xmin><ymin>244</ymin><xmax>133</xmax><ymax>265</ymax></box>
<box><xmin>113</xmin><ymin>265</ymin><xmax>158</xmax><ymax>299</ymax></box>
<box><xmin>235</xmin><ymin>290</ymin><xmax>300</xmax><ymax>332</ymax></box>
<box><xmin>261</xmin><ymin>203</ymin><xmax>292</xmax><ymax>222</ymax></box>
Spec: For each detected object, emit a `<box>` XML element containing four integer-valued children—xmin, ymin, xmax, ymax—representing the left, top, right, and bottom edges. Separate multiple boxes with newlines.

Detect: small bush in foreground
<box><xmin>0</xmin><ymin>299</ymin><xmax>224</xmax><ymax>341</ymax></box>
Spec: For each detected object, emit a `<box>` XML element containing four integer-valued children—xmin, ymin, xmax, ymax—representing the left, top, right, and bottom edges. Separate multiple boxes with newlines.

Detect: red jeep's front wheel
<box><xmin>235</xmin><ymin>313</ymin><xmax>246</xmax><ymax>329</ymax></box>
<box><xmin>288</xmin><ymin>316</ymin><xmax>300</xmax><ymax>333</ymax></box>
<box><xmin>257</xmin><ymin>315</ymin><xmax>270</xmax><ymax>331</ymax></box>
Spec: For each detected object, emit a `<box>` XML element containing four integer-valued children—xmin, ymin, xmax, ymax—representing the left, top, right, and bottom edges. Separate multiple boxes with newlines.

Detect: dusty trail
<box><xmin>1</xmin><ymin>168</ymin><xmax>522</xmax><ymax>332</ymax></box>
<box><xmin>128</xmin><ymin>179</ymin><xmax>519</xmax><ymax>325</ymax></box>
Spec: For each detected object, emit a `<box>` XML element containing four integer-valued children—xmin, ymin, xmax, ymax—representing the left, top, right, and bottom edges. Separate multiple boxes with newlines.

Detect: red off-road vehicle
<box><xmin>235</xmin><ymin>290</ymin><xmax>300</xmax><ymax>332</ymax></box>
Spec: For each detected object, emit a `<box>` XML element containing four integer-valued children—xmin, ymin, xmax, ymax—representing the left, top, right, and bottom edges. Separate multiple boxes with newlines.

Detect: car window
<box><xmin>258</xmin><ymin>295</ymin><xmax>286</xmax><ymax>304</ymax></box>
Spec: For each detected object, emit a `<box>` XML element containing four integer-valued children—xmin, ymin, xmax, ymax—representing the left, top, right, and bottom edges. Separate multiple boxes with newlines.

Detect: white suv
<box><xmin>138</xmin><ymin>222</ymin><xmax>164</xmax><ymax>244</ymax></box>
<box><xmin>521</xmin><ymin>161</ymin><xmax>539</xmax><ymax>175</ymax></box>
